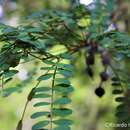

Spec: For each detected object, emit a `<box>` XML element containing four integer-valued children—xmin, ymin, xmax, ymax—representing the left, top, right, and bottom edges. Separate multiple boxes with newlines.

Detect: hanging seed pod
<box><xmin>101</xmin><ymin>51</ymin><xmax>110</xmax><ymax>66</ymax></box>
<box><xmin>91</xmin><ymin>41</ymin><xmax>98</xmax><ymax>52</ymax></box>
<box><xmin>86</xmin><ymin>53</ymin><xmax>95</xmax><ymax>65</ymax></box>
<box><xmin>95</xmin><ymin>86</ymin><xmax>105</xmax><ymax>97</ymax></box>
<box><xmin>86</xmin><ymin>67</ymin><xmax>93</xmax><ymax>78</ymax></box>
<box><xmin>100</xmin><ymin>71</ymin><xmax>109</xmax><ymax>81</ymax></box>
<box><xmin>47</xmin><ymin>114</ymin><xmax>51</xmax><ymax>118</ymax></box>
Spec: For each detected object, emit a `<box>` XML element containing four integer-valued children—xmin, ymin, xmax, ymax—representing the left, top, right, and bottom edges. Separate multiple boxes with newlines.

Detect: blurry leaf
<box><xmin>33</xmin><ymin>93</ymin><xmax>50</xmax><ymax>98</ymax></box>
<box><xmin>31</xmin><ymin>112</ymin><xmax>50</xmax><ymax>119</ymax></box>
<box><xmin>43</xmin><ymin>60</ymin><xmax>56</xmax><ymax>65</ymax></box>
<box><xmin>40</xmin><ymin>67</ymin><xmax>55</xmax><ymax>70</ymax></box>
<box><xmin>35</xmin><ymin>87</ymin><xmax>51</xmax><ymax>93</ymax></box>
<box><xmin>2</xmin><ymin>87</ymin><xmax>21</xmax><ymax>97</ymax></box>
<box><xmin>55</xmin><ymin>78</ymin><xmax>70</xmax><ymax>85</ymax></box>
<box><xmin>53</xmin><ymin>108</ymin><xmax>72</xmax><ymax>117</ymax></box>
<box><xmin>53</xmin><ymin>119</ymin><xmax>73</xmax><ymax>126</ymax></box>
<box><xmin>25</xmin><ymin>27</ymin><xmax>43</xmax><ymax>33</ymax></box>
<box><xmin>57</xmin><ymin>63</ymin><xmax>73</xmax><ymax>72</ymax></box>
<box><xmin>59</xmin><ymin>53</ymin><xmax>72</xmax><ymax>60</ymax></box>
<box><xmin>115</xmin><ymin>111</ymin><xmax>128</xmax><ymax>119</ymax></box>
<box><xmin>54</xmin><ymin>97</ymin><xmax>71</xmax><ymax>105</ymax></box>
<box><xmin>53</xmin><ymin>126</ymin><xmax>71</xmax><ymax>130</ymax></box>
<box><xmin>115</xmin><ymin>97</ymin><xmax>125</xmax><ymax>102</ymax></box>
<box><xmin>3</xmin><ymin>26</ymin><xmax>18</xmax><ymax>35</ymax></box>
<box><xmin>32</xmin><ymin>120</ymin><xmax>49</xmax><ymax>130</ymax></box>
<box><xmin>34</xmin><ymin>102</ymin><xmax>50</xmax><ymax>107</ymax></box>
<box><xmin>112</xmin><ymin>89</ymin><xmax>123</xmax><ymax>95</ymax></box>
<box><xmin>54</xmin><ymin>85</ymin><xmax>74</xmax><ymax>94</ymax></box>
<box><xmin>116</xmin><ymin>104</ymin><xmax>126</xmax><ymax>112</ymax></box>
<box><xmin>37</xmin><ymin>74</ymin><xmax>53</xmax><ymax>81</ymax></box>
<box><xmin>4</xmin><ymin>78</ymin><xmax>12</xmax><ymax>84</ymax></box>
<box><xmin>57</xmin><ymin>70</ymin><xmax>72</xmax><ymax>77</ymax></box>
<box><xmin>3</xmin><ymin>70</ymin><xmax>19</xmax><ymax>78</ymax></box>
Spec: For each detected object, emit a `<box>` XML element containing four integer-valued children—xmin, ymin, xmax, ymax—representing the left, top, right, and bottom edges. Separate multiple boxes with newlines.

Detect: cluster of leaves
<box><xmin>31</xmin><ymin>59</ymin><xmax>74</xmax><ymax>130</ymax></box>
<box><xmin>0</xmin><ymin>5</ymin><xmax>89</xmax><ymax>130</ymax></box>
<box><xmin>1</xmin><ymin>0</ymin><xmax>130</xmax><ymax>130</ymax></box>
<box><xmin>16</xmin><ymin>54</ymin><xmax>74</xmax><ymax>130</ymax></box>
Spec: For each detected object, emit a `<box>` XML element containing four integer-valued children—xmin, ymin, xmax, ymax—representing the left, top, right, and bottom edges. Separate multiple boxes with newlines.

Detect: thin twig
<box><xmin>20</xmin><ymin>81</ymin><xmax>40</xmax><ymax>122</ymax></box>
<box><xmin>50</xmin><ymin>60</ymin><xmax>59</xmax><ymax>130</ymax></box>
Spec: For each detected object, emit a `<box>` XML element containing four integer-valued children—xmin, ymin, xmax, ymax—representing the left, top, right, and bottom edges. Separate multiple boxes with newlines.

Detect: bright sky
<box><xmin>80</xmin><ymin>0</ymin><xmax>94</xmax><ymax>5</ymax></box>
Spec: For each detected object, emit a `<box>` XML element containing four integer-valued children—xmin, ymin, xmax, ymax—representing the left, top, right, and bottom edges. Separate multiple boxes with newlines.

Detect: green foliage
<box><xmin>1</xmin><ymin>0</ymin><xmax>130</xmax><ymax>130</ymax></box>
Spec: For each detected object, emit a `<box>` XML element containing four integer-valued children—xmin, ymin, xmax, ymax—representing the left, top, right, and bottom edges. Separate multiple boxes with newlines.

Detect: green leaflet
<box><xmin>35</xmin><ymin>87</ymin><xmax>51</xmax><ymax>93</ymax></box>
<box><xmin>30</xmin><ymin>60</ymin><xmax>73</xmax><ymax>130</ymax></box>
<box><xmin>55</xmin><ymin>78</ymin><xmax>70</xmax><ymax>85</ymax></box>
<box><xmin>115</xmin><ymin>111</ymin><xmax>128</xmax><ymax>119</ymax></box>
<box><xmin>31</xmin><ymin>111</ymin><xmax>50</xmax><ymax>119</ymax></box>
<box><xmin>37</xmin><ymin>73</ymin><xmax>53</xmax><ymax>81</ymax></box>
<box><xmin>115</xmin><ymin>97</ymin><xmax>125</xmax><ymax>102</ymax></box>
<box><xmin>116</xmin><ymin>104</ymin><xmax>126</xmax><ymax>112</ymax></box>
<box><xmin>53</xmin><ymin>108</ymin><xmax>72</xmax><ymax>117</ymax></box>
<box><xmin>53</xmin><ymin>119</ymin><xmax>73</xmax><ymax>126</ymax></box>
<box><xmin>57</xmin><ymin>69</ymin><xmax>72</xmax><ymax>77</ymax></box>
<box><xmin>54</xmin><ymin>97</ymin><xmax>71</xmax><ymax>105</ymax></box>
<box><xmin>2</xmin><ymin>26</ymin><xmax>18</xmax><ymax>35</ymax></box>
<box><xmin>33</xmin><ymin>93</ymin><xmax>51</xmax><ymax>98</ymax></box>
<box><xmin>32</xmin><ymin>120</ymin><xmax>49</xmax><ymax>130</ymax></box>
<box><xmin>57</xmin><ymin>63</ymin><xmax>73</xmax><ymax>72</ymax></box>
<box><xmin>1</xmin><ymin>69</ymin><xmax>35</xmax><ymax>97</ymax></box>
<box><xmin>43</xmin><ymin>60</ymin><xmax>56</xmax><ymax>65</ymax></box>
<box><xmin>25</xmin><ymin>27</ymin><xmax>43</xmax><ymax>33</ymax></box>
<box><xmin>3</xmin><ymin>78</ymin><xmax>13</xmax><ymax>84</ymax></box>
<box><xmin>53</xmin><ymin>126</ymin><xmax>71</xmax><ymax>130</ymax></box>
<box><xmin>54</xmin><ymin>85</ymin><xmax>74</xmax><ymax>94</ymax></box>
<box><xmin>112</xmin><ymin>89</ymin><xmax>123</xmax><ymax>95</ymax></box>
<box><xmin>2</xmin><ymin>87</ymin><xmax>21</xmax><ymax>97</ymax></box>
<box><xmin>59</xmin><ymin>53</ymin><xmax>72</xmax><ymax>60</ymax></box>
<box><xmin>40</xmin><ymin>67</ymin><xmax>55</xmax><ymax>70</ymax></box>
<box><xmin>33</xmin><ymin>102</ymin><xmax>50</xmax><ymax>107</ymax></box>
<box><xmin>3</xmin><ymin>70</ymin><xmax>19</xmax><ymax>78</ymax></box>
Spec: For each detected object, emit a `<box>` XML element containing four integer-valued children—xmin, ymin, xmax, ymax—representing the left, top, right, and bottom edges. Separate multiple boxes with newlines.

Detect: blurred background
<box><xmin>0</xmin><ymin>0</ymin><xmax>130</xmax><ymax>130</ymax></box>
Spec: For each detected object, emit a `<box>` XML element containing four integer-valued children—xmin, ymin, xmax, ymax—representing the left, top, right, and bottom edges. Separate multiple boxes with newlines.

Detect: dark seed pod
<box><xmin>86</xmin><ymin>54</ymin><xmax>95</xmax><ymax>65</ymax></box>
<box><xmin>88</xmin><ymin>46</ymin><xmax>94</xmax><ymax>55</ymax></box>
<box><xmin>86</xmin><ymin>67</ymin><xmax>93</xmax><ymax>77</ymax></box>
<box><xmin>91</xmin><ymin>41</ymin><xmax>98</xmax><ymax>52</ymax></box>
<box><xmin>95</xmin><ymin>86</ymin><xmax>105</xmax><ymax>97</ymax></box>
<box><xmin>47</xmin><ymin>114</ymin><xmax>51</xmax><ymax>118</ymax></box>
<box><xmin>100</xmin><ymin>71</ymin><xmax>109</xmax><ymax>81</ymax></box>
<box><xmin>101</xmin><ymin>51</ymin><xmax>110</xmax><ymax>66</ymax></box>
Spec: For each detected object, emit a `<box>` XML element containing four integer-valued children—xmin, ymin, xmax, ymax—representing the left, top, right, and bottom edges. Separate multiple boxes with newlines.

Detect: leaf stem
<box><xmin>17</xmin><ymin>81</ymin><xmax>40</xmax><ymax>128</ymax></box>
<box><xmin>50</xmin><ymin>60</ymin><xmax>59</xmax><ymax>130</ymax></box>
